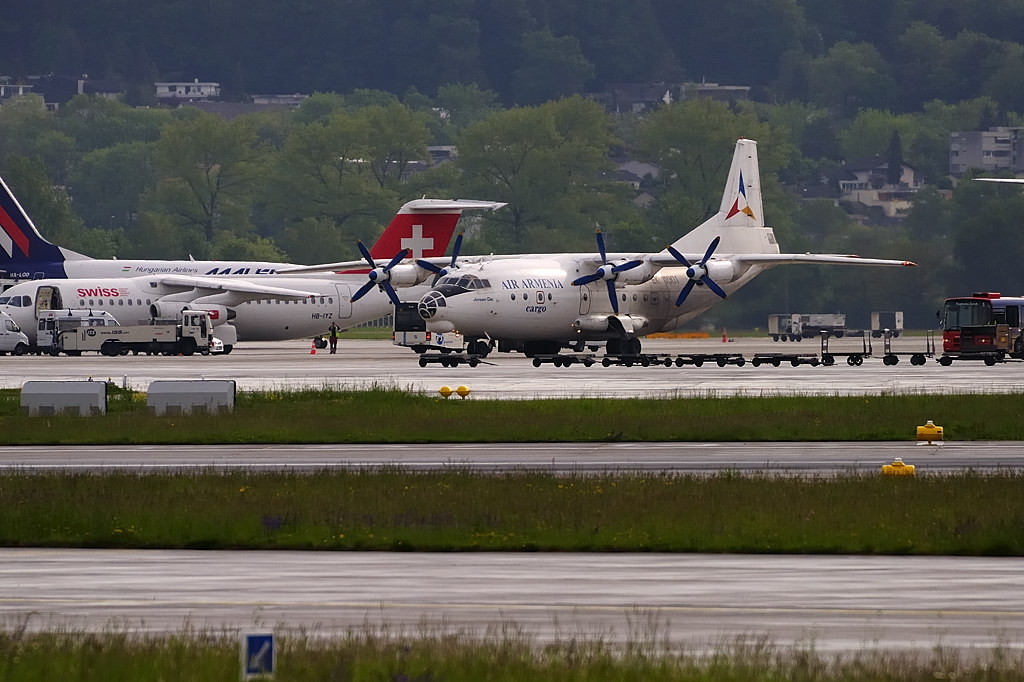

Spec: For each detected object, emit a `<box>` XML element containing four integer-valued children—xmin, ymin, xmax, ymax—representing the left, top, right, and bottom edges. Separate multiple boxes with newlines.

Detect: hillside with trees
<box><xmin>3</xmin><ymin>0</ymin><xmax>1024</xmax><ymax>329</ymax></box>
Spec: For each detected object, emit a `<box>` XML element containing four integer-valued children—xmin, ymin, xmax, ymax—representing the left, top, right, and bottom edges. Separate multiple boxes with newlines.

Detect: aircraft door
<box><xmin>579</xmin><ymin>285</ymin><xmax>591</xmax><ymax>315</ymax></box>
<box><xmin>34</xmin><ymin>285</ymin><xmax>62</xmax><ymax>318</ymax></box>
<box><xmin>335</xmin><ymin>283</ymin><xmax>352</xmax><ymax>319</ymax></box>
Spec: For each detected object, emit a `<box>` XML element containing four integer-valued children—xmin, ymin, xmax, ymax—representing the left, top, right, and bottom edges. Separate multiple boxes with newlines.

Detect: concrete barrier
<box><xmin>21</xmin><ymin>380</ymin><xmax>107</xmax><ymax>416</ymax></box>
<box><xmin>147</xmin><ymin>380</ymin><xmax>236</xmax><ymax>416</ymax></box>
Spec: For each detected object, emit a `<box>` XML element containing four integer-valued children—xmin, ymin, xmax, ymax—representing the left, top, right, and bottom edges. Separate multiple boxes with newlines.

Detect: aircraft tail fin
<box><xmin>0</xmin><ymin>174</ymin><xmax>89</xmax><ymax>278</ymax></box>
<box><xmin>668</xmin><ymin>138</ymin><xmax>778</xmax><ymax>257</ymax></box>
<box><xmin>369</xmin><ymin>199</ymin><xmax>506</xmax><ymax>260</ymax></box>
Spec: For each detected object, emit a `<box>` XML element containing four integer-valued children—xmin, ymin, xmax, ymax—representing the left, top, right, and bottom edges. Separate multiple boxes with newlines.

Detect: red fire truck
<box><xmin>939</xmin><ymin>292</ymin><xmax>1024</xmax><ymax>365</ymax></box>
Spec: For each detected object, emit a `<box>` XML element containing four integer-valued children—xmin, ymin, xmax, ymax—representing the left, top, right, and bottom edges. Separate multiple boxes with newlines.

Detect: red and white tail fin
<box><xmin>368</xmin><ymin>199</ymin><xmax>506</xmax><ymax>260</ymax></box>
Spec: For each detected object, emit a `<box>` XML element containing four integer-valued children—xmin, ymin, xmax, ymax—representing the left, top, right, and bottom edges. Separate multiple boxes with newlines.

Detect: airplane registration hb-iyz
<box><xmin>409</xmin><ymin>138</ymin><xmax>917</xmax><ymax>357</ymax></box>
<box><xmin>0</xmin><ymin>174</ymin><xmax>504</xmax><ymax>346</ymax></box>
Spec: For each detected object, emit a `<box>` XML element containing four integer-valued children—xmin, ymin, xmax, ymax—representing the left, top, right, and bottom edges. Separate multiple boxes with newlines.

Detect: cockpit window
<box><xmin>437</xmin><ymin>275</ymin><xmax>490</xmax><ymax>290</ymax></box>
<box><xmin>0</xmin><ymin>297</ymin><xmax>9</xmax><ymax>305</ymax></box>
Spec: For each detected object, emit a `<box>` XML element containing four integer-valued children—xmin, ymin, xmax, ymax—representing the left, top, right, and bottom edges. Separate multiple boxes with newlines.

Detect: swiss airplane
<box><xmin>410</xmin><ymin>139</ymin><xmax>917</xmax><ymax>357</ymax></box>
<box><xmin>0</xmin><ymin>175</ymin><xmax>504</xmax><ymax>346</ymax></box>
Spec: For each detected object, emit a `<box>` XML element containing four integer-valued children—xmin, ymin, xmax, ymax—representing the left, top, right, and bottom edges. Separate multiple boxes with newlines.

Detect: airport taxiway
<box><xmin>1</xmin><ymin>335</ymin><xmax>1022</xmax><ymax>398</ymax></box>
<box><xmin>1</xmin><ymin>441</ymin><xmax>1022</xmax><ymax>474</ymax></box>
<box><xmin>3</xmin><ymin>549</ymin><xmax>1022</xmax><ymax>653</ymax></box>
<box><xmin>3</xmin><ymin>335</ymin><xmax>1021</xmax><ymax>654</ymax></box>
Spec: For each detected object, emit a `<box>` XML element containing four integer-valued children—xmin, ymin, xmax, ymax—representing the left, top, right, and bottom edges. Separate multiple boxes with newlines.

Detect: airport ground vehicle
<box><xmin>939</xmin><ymin>292</ymin><xmax>1024</xmax><ymax>365</ymax></box>
<box><xmin>870</xmin><ymin>310</ymin><xmax>904</xmax><ymax>338</ymax></box>
<box><xmin>54</xmin><ymin>310</ymin><xmax>214</xmax><ymax>356</ymax></box>
<box><xmin>768</xmin><ymin>313</ymin><xmax>846</xmax><ymax>341</ymax></box>
<box><xmin>35</xmin><ymin>309</ymin><xmax>120</xmax><ymax>355</ymax></box>
<box><xmin>0</xmin><ymin>311</ymin><xmax>29</xmax><ymax>355</ymax></box>
<box><xmin>392</xmin><ymin>301</ymin><xmax>467</xmax><ymax>353</ymax></box>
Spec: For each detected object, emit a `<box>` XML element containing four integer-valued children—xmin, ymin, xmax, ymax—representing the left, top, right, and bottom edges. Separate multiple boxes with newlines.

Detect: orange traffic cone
<box><xmin>310</xmin><ymin>339</ymin><xmax>317</xmax><ymax>355</ymax></box>
<box><xmin>721</xmin><ymin>327</ymin><xmax>728</xmax><ymax>343</ymax></box>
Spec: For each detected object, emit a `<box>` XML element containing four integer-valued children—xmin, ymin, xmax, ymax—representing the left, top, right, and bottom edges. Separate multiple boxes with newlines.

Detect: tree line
<box><xmin>6</xmin><ymin>0</ymin><xmax>1024</xmax><ymax>116</ymax></box>
<box><xmin>3</xmin><ymin>88</ymin><xmax>1022</xmax><ymax>330</ymax></box>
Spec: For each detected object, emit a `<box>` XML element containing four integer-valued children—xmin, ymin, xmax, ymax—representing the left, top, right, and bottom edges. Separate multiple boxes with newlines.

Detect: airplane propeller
<box><xmin>351</xmin><ymin>241</ymin><xmax>408</xmax><ymax>306</ymax></box>
<box><xmin>667</xmin><ymin>236</ymin><xmax>728</xmax><ymax>307</ymax></box>
<box><xmin>415</xmin><ymin>232</ymin><xmax>464</xmax><ymax>283</ymax></box>
<box><xmin>571</xmin><ymin>229</ymin><xmax>644</xmax><ymax>313</ymax></box>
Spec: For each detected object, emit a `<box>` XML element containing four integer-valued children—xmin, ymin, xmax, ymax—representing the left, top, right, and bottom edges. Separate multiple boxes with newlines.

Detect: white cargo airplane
<box><xmin>406</xmin><ymin>139</ymin><xmax>917</xmax><ymax>356</ymax></box>
<box><xmin>0</xmin><ymin>176</ymin><xmax>504</xmax><ymax>345</ymax></box>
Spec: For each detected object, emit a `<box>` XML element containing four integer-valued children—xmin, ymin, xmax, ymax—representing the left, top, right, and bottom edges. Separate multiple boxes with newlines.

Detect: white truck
<box><xmin>0</xmin><ymin>311</ymin><xmax>30</xmax><ymax>355</ymax></box>
<box><xmin>768</xmin><ymin>313</ymin><xmax>846</xmax><ymax>341</ymax></box>
<box><xmin>56</xmin><ymin>310</ymin><xmax>214</xmax><ymax>356</ymax></box>
<box><xmin>36</xmin><ymin>310</ymin><xmax>121</xmax><ymax>355</ymax></box>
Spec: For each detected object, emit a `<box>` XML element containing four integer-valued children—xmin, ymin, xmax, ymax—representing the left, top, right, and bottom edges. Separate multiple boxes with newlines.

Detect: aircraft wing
<box><xmin>974</xmin><ymin>178</ymin><xmax>1024</xmax><ymax>184</ymax></box>
<box><xmin>647</xmin><ymin>252</ymin><xmax>916</xmax><ymax>267</ymax></box>
<box><xmin>156</xmin><ymin>275</ymin><xmax>318</xmax><ymax>305</ymax></box>
<box><xmin>730</xmin><ymin>254</ymin><xmax>917</xmax><ymax>267</ymax></box>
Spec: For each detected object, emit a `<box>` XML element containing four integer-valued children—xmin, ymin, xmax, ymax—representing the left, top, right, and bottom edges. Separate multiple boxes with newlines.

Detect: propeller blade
<box><xmin>572</xmin><ymin>272</ymin><xmax>603</xmax><ymax>286</ymax></box>
<box><xmin>606</xmin><ymin>279</ymin><xmax>619</xmax><ymax>313</ymax></box>
<box><xmin>595</xmin><ymin>228</ymin><xmax>608</xmax><ymax>263</ymax></box>
<box><xmin>415</xmin><ymin>259</ymin><xmax>444</xmax><ymax>274</ymax></box>
<box><xmin>449</xmin><ymin>233</ymin><xmax>463</xmax><ymax>268</ymax></box>
<box><xmin>351</xmin><ymin>280</ymin><xmax>376</xmax><ymax>303</ymax></box>
<box><xmin>675</xmin><ymin>280</ymin><xmax>696</xmax><ymax>307</ymax></box>
<box><xmin>382</xmin><ymin>282</ymin><xmax>402</xmax><ymax>307</ymax></box>
<box><xmin>385</xmin><ymin>249</ymin><xmax>408</xmax><ymax>271</ymax></box>
<box><xmin>666</xmin><ymin>245</ymin><xmax>692</xmax><ymax>268</ymax></box>
<box><xmin>612</xmin><ymin>259</ymin><xmax>643</xmax><ymax>273</ymax></box>
<box><xmin>700</xmin><ymin>236</ymin><xmax>721</xmax><ymax>265</ymax></box>
<box><xmin>356</xmin><ymin>241</ymin><xmax>375</xmax><ymax>268</ymax></box>
<box><xmin>704</xmin><ymin>276</ymin><xmax>728</xmax><ymax>300</ymax></box>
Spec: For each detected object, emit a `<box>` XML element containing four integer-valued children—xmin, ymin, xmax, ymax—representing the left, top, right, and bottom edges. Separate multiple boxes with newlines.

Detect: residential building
<box><xmin>949</xmin><ymin>127</ymin><xmax>1024</xmax><ymax>177</ymax></box>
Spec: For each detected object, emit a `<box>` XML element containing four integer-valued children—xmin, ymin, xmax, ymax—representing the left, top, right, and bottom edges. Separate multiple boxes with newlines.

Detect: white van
<box><xmin>0</xmin><ymin>311</ymin><xmax>29</xmax><ymax>355</ymax></box>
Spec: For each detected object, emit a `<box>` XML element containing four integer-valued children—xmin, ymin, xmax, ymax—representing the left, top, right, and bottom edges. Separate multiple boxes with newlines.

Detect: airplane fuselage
<box><xmin>0</xmin><ymin>276</ymin><xmax>421</xmax><ymax>343</ymax></box>
<box><xmin>417</xmin><ymin>256</ymin><xmax>765</xmax><ymax>352</ymax></box>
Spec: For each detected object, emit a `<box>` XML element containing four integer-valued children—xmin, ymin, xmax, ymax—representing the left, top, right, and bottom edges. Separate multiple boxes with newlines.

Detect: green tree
<box><xmin>804</xmin><ymin>41</ymin><xmax>897</xmax><ymax>117</ymax></box>
<box><xmin>634</xmin><ymin>99</ymin><xmax>790</xmax><ymax>246</ymax></box>
<box><xmin>509</xmin><ymin>30</ymin><xmax>595</xmax><ymax>106</ymax></box>
<box><xmin>359</xmin><ymin>103</ymin><xmax>431</xmax><ymax>190</ymax></box>
<box><xmin>68</xmin><ymin>142</ymin><xmax>155</xmax><ymax>232</ymax></box>
<box><xmin>455</xmin><ymin>96</ymin><xmax>618</xmax><ymax>250</ymax></box>
<box><xmin>261</xmin><ymin>110</ymin><xmax>395</xmax><ymax>261</ymax></box>
<box><xmin>0</xmin><ymin>95</ymin><xmax>54</xmax><ymax>170</ymax></box>
<box><xmin>147</xmin><ymin>112</ymin><xmax>263</xmax><ymax>249</ymax></box>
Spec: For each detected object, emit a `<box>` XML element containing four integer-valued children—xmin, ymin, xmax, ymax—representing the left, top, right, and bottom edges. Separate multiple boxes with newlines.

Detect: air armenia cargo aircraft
<box><xmin>0</xmin><ymin>175</ymin><xmax>504</xmax><ymax>345</ymax></box>
<box><xmin>407</xmin><ymin>139</ymin><xmax>917</xmax><ymax>357</ymax></box>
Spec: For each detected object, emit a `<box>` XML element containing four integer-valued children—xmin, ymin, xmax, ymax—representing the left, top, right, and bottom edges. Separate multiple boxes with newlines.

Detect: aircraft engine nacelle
<box><xmin>149</xmin><ymin>301</ymin><xmax>235</xmax><ymax>325</ymax></box>
<box><xmin>573</xmin><ymin>315</ymin><xmax>613</xmax><ymax>332</ymax></box>
<box><xmin>183</xmin><ymin>303</ymin><xmax>236</xmax><ymax>326</ymax></box>
<box><xmin>384</xmin><ymin>263</ymin><xmax>425</xmax><ymax>288</ymax></box>
<box><xmin>614</xmin><ymin>262</ymin><xmax>658</xmax><ymax>285</ymax></box>
<box><xmin>704</xmin><ymin>260</ymin><xmax>737</xmax><ymax>283</ymax></box>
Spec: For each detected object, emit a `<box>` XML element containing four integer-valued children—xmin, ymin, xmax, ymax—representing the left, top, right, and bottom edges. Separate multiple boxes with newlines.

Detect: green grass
<box><xmin>2</xmin><ymin>470</ymin><xmax>1022</xmax><ymax>554</ymax></box>
<box><xmin>1</xmin><ymin>387</ymin><xmax>1023</xmax><ymax>443</ymax></box>
<box><xmin>1</xmin><ymin>626</ymin><xmax>1020</xmax><ymax>681</ymax></box>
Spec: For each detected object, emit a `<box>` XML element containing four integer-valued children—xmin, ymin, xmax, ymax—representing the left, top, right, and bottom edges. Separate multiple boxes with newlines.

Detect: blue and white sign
<box><xmin>241</xmin><ymin>633</ymin><xmax>274</xmax><ymax>679</ymax></box>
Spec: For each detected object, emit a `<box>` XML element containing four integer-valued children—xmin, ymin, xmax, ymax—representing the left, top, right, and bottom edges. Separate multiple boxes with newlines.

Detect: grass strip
<box><xmin>2</xmin><ymin>470</ymin><xmax>1022</xmax><ymax>555</ymax></box>
<box><xmin>0</xmin><ymin>626</ymin><xmax>1019</xmax><ymax>681</ymax></box>
<box><xmin>1</xmin><ymin>387</ymin><xmax>1023</xmax><ymax>443</ymax></box>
